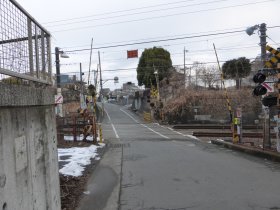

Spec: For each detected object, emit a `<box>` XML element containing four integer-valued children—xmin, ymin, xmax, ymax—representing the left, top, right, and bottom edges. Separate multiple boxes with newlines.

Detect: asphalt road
<box><xmin>79</xmin><ymin>103</ymin><xmax>280</xmax><ymax>210</ymax></box>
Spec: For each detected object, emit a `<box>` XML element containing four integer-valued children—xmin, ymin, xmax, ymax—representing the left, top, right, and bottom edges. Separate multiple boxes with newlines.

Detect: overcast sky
<box><xmin>17</xmin><ymin>0</ymin><xmax>280</xmax><ymax>90</ymax></box>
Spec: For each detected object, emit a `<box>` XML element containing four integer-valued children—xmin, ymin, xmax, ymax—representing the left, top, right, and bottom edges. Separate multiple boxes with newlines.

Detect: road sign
<box><xmin>55</xmin><ymin>95</ymin><xmax>63</xmax><ymax>104</ymax></box>
<box><xmin>236</xmin><ymin>108</ymin><xmax>242</xmax><ymax>118</ymax></box>
<box><xmin>127</xmin><ymin>50</ymin><xmax>138</xmax><ymax>58</ymax></box>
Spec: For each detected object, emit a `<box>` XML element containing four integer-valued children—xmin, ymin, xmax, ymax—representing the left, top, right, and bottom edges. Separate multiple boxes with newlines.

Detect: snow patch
<box><xmin>58</xmin><ymin>143</ymin><xmax>105</xmax><ymax>177</ymax></box>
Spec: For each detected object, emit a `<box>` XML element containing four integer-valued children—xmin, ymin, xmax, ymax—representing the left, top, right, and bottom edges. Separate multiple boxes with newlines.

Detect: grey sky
<box><xmin>17</xmin><ymin>0</ymin><xmax>280</xmax><ymax>89</ymax></box>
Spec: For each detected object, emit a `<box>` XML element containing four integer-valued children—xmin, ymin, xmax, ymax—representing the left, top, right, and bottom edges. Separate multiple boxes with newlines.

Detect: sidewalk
<box><xmin>211</xmin><ymin>139</ymin><xmax>280</xmax><ymax>162</ymax></box>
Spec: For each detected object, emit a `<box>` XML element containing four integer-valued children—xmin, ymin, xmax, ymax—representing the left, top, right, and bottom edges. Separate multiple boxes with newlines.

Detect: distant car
<box><xmin>108</xmin><ymin>98</ymin><xmax>116</xmax><ymax>103</ymax></box>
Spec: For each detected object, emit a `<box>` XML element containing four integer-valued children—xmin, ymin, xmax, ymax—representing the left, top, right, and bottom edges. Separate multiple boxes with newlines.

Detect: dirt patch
<box><xmin>57</xmin><ymin>138</ymin><xmax>96</xmax><ymax>148</ymax></box>
<box><xmin>58</xmin><ymin>140</ymin><xmax>106</xmax><ymax>210</ymax></box>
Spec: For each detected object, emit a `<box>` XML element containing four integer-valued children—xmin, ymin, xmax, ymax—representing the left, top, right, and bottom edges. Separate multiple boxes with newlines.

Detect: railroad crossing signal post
<box><xmin>259</xmin><ymin>24</ymin><xmax>271</xmax><ymax>149</ymax></box>
<box><xmin>276</xmin><ymin>64</ymin><xmax>280</xmax><ymax>152</ymax></box>
<box><xmin>253</xmin><ymin>45</ymin><xmax>280</xmax><ymax>149</ymax></box>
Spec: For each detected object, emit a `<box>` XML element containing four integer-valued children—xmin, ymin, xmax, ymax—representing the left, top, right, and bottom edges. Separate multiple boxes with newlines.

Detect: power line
<box><xmin>64</xmin><ymin>30</ymin><xmax>247</xmax><ymax>52</ymax></box>
<box><xmin>47</xmin><ymin>0</ymin><xmax>230</xmax><ymax>27</ymax></box>
<box><xmin>61</xmin><ymin>25</ymin><xmax>279</xmax><ymax>52</ymax></box>
<box><xmin>56</xmin><ymin>43</ymin><xmax>259</xmax><ymax>65</ymax></box>
<box><xmin>58</xmin><ymin>25</ymin><xmax>280</xmax><ymax>54</ymax></box>
<box><xmin>43</xmin><ymin>0</ymin><xmax>198</xmax><ymax>24</ymax></box>
<box><xmin>60</xmin><ymin>58</ymin><xmax>256</xmax><ymax>73</ymax></box>
<box><xmin>52</xmin><ymin>0</ymin><xmax>276</xmax><ymax>33</ymax></box>
<box><xmin>99</xmin><ymin>44</ymin><xmax>261</xmax><ymax>62</ymax></box>
<box><xmin>267</xmin><ymin>36</ymin><xmax>280</xmax><ymax>47</ymax></box>
<box><xmin>62</xmin><ymin>31</ymin><xmax>244</xmax><ymax>52</ymax></box>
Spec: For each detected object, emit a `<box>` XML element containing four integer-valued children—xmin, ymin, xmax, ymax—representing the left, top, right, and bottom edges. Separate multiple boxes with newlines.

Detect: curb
<box><xmin>211</xmin><ymin>139</ymin><xmax>280</xmax><ymax>162</ymax></box>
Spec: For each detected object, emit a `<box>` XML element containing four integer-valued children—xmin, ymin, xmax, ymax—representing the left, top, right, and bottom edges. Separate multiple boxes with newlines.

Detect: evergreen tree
<box><xmin>137</xmin><ymin>47</ymin><xmax>172</xmax><ymax>87</ymax></box>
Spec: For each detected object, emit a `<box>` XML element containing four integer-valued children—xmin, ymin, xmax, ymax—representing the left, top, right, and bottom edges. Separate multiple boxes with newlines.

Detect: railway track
<box><xmin>173</xmin><ymin>124</ymin><xmax>266</xmax><ymax>130</ymax></box>
<box><xmin>193</xmin><ymin>132</ymin><xmax>276</xmax><ymax>138</ymax></box>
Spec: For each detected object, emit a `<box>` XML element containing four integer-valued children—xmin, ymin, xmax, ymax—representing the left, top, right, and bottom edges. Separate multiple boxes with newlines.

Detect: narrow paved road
<box><xmin>84</xmin><ymin>103</ymin><xmax>280</xmax><ymax>210</ymax></box>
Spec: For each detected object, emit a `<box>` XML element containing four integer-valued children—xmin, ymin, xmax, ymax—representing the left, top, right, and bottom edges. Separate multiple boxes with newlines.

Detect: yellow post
<box><xmin>99</xmin><ymin>124</ymin><xmax>103</xmax><ymax>143</ymax></box>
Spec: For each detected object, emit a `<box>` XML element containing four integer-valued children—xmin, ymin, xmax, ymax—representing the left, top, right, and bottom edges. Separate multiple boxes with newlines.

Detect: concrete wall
<box><xmin>0</xmin><ymin>84</ymin><xmax>60</xmax><ymax>210</ymax></box>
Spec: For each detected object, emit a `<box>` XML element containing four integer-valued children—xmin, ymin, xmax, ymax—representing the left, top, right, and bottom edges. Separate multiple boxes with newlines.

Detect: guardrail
<box><xmin>0</xmin><ymin>0</ymin><xmax>52</xmax><ymax>84</ymax></box>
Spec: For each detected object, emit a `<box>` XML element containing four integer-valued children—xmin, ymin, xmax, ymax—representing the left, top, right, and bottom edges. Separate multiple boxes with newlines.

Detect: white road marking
<box><xmin>141</xmin><ymin>124</ymin><xmax>169</xmax><ymax>139</ymax></box>
<box><xmin>161</xmin><ymin>125</ymin><xmax>203</xmax><ymax>142</ymax></box>
<box><xmin>120</xmin><ymin>108</ymin><xmax>139</xmax><ymax>123</ymax></box>
<box><xmin>111</xmin><ymin>123</ymin><xmax>120</xmax><ymax>139</ymax></box>
<box><xmin>120</xmin><ymin>108</ymin><xmax>169</xmax><ymax>139</ymax></box>
<box><xmin>104</xmin><ymin>108</ymin><xmax>119</xmax><ymax>139</ymax></box>
<box><xmin>104</xmin><ymin>109</ymin><xmax>112</xmax><ymax>121</ymax></box>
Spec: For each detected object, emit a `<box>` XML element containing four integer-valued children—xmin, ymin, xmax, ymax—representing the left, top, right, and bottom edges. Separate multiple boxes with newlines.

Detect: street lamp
<box><xmin>55</xmin><ymin>47</ymin><xmax>69</xmax><ymax>117</ymax></box>
<box><xmin>102</xmin><ymin>76</ymin><xmax>119</xmax><ymax>85</ymax></box>
<box><xmin>245</xmin><ymin>23</ymin><xmax>267</xmax><ymax>65</ymax></box>
<box><xmin>55</xmin><ymin>47</ymin><xmax>69</xmax><ymax>87</ymax></box>
<box><xmin>245</xmin><ymin>25</ymin><xmax>259</xmax><ymax>36</ymax></box>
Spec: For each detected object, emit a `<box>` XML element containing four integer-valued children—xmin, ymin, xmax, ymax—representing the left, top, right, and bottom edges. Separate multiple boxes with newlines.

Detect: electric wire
<box><xmin>52</xmin><ymin>0</ymin><xmax>276</xmax><ymax>33</ymax></box>
<box><xmin>43</xmin><ymin>0</ymin><xmax>199</xmax><ymax>24</ymax></box>
<box><xmin>59</xmin><ymin>58</ymin><xmax>256</xmax><ymax>74</ymax></box>
<box><xmin>62</xmin><ymin>33</ymin><xmax>244</xmax><ymax>53</ymax></box>
<box><xmin>64</xmin><ymin>30</ymin><xmax>245</xmax><ymax>52</ymax></box>
<box><xmin>267</xmin><ymin>36</ymin><xmax>280</xmax><ymax>47</ymax></box>
<box><xmin>47</xmin><ymin>0</ymin><xmax>230</xmax><ymax>27</ymax></box>
<box><xmin>60</xmin><ymin>26</ymin><xmax>280</xmax><ymax>53</ymax></box>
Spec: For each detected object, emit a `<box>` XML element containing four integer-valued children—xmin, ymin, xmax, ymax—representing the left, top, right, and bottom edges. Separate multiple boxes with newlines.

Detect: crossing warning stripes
<box><xmin>265</xmin><ymin>45</ymin><xmax>280</xmax><ymax>68</ymax></box>
<box><xmin>143</xmin><ymin>111</ymin><xmax>152</xmax><ymax>122</ymax></box>
<box><xmin>150</xmin><ymin>86</ymin><xmax>158</xmax><ymax>98</ymax></box>
<box><xmin>221</xmin><ymin>71</ymin><xmax>233</xmax><ymax>122</ymax></box>
<box><xmin>213</xmin><ymin>44</ymin><xmax>233</xmax><ymax>123</ymax></box>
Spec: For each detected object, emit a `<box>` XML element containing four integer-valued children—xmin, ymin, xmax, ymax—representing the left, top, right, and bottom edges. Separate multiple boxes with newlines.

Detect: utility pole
<box><xmin>98</xmin><ymin>51</ymin><xmax>104</xmax><ymax>114</ymax></box>
<box><xmin>189</xmin><ymin>67</ymin><xmax>191</xmax><ymax>86</ymax></box>
<box><xmin>55</xmin><ymin>47</ymin><xmax>63</xmax><ymax>117</ymax></box>
<box><xmin>184</xmin><ymin>47</ymin><xmax>186</xmax><ymax>88</ymax></box>
<box><xmin>80</xmin><ymin>62</ymin><xmax>83</xmax><ymax>93</ymax></box>
<box><xmin>98</xmin><ymin>51</ymin><xmax>103</xmax><ymax>95</ymax></box>
<box><xmin>259</xmin><ymin>23</ymin><xmax>271</xmax><ymax>149</ymax></box>
<box><xmin>260</xmin><ymin>23</ymin><xmax>267</xmax><ymax>66</ymax></box>
<box><xmin>55</xmin><ymin>47</ymin><xmax>60</xmax><ymax>88</ymax></box>
<box><xmin>155</xmin><ymin>71</ymin><xmax>160</xmax><ymax>101</ymax></box>
<box><xmin>88</xmin><ymin>38</ymin><xmax>93</xmax><ymax>85</ymax></box>
<box><xmin>95</xmin><ymin>64</ymin><xmax>99</xmax><ymax>89</ymax></box>
<box><xmin>80</xmin><ymin>63</ymin><xmax>86</xmax><ymax>109</ymax></box>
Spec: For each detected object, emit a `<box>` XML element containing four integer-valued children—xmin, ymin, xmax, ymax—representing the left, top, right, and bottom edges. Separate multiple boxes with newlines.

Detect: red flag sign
<box><xmin>127</xmin><ymin>50</ymin><xmax>138</xmax><ymax>59</ymax></box>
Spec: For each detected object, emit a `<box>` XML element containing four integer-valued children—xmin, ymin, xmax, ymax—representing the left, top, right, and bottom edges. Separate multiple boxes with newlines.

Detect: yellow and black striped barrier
<box><xmin>98</xmin><ymin>124</ymin><xmax>103</xmax><ymax>143</ymax></box>
<box><xmin>265</xmin><ymin>45</ymin><xmax>280</xmax><ymax>68</ymax></box>
<box><xmin>143</xmin><ymin>111</ymin><xmax>152</xmax><ymax>123</ymax></box>
<box><xmin>150</xmin><ymin>86</ymin><xmax>158</xmax><ymax>98</ymax></box>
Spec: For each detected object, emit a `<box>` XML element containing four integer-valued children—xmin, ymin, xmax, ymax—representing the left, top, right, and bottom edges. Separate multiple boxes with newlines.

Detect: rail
<box><xmin>0</xmin><ymin>0</ymin><xmax>52</xmax><ymax>84</ymax></box>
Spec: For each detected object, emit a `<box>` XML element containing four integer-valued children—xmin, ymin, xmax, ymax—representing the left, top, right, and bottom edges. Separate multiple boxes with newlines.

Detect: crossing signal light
<box><xmin>262</xmin><ymin>95</ymin><xmax>277</xmax><ymax>107</ymax></box>
<box><xmin>252</xmin><ymin>72</ymin><xmax>268</xmax><ymax>96</ymax></box>
<box><xmin>253</xmin><ymin>85</ymin><xmax>267</xmax><ymax>96</ymax></box>
<box><xmin>253</xmin><ymin>72</ymin><xmax>266</xmax><ymax>83</ymax></box>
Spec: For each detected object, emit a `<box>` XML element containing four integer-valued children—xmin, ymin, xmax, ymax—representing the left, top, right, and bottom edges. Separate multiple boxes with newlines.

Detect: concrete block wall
<box><xmin>0</xmin><ymin>84</ymin><xmax>60</xmax><ymax>210</ymax></box>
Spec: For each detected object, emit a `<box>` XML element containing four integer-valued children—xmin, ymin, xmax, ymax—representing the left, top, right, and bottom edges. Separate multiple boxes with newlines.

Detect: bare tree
<box><xmin>192</xmin><ymin>62</ymin><xmax>220</xmax><ymax>89</ymax></box>
<box><xmin>200</xmin><ymin>65</ymin><xmax>220</xmax><ymax>88</ymax></box>
<box><xmin>192</xmin><ymin>62</ymin><xmax>206</xmax><ymax>87</ymax></box>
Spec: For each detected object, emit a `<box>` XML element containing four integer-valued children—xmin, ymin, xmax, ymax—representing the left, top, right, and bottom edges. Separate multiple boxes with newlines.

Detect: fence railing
<box><xmin>0</xmin><ymin>0</ymin><xmax>52</xmax><ymax>84</ymax></box>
